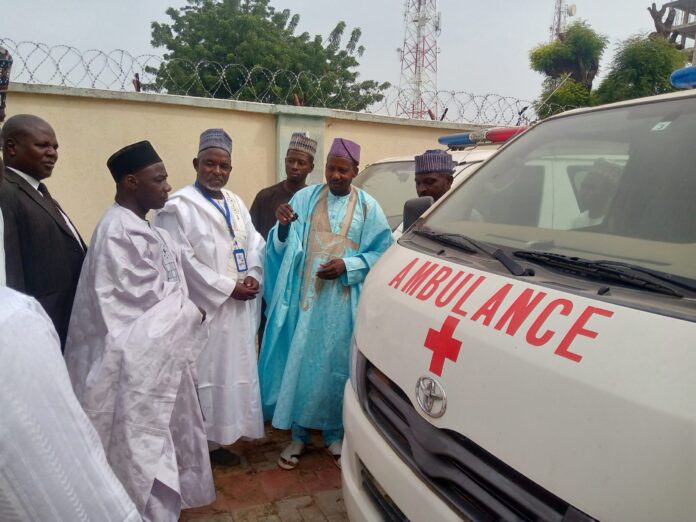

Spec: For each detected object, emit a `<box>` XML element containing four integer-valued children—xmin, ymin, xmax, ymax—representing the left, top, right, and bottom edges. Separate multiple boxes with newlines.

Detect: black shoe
<box><xmin>209</xmin><ymin>448</ymin><xmax>241</xmax><ymax>466</ymax></box>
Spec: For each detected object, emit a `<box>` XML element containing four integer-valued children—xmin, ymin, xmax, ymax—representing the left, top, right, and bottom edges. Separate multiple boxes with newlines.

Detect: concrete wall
<box><xmin>6</xmin><ymin>84</ymin><xmax>484</xmax><ymax>238</ymax></box>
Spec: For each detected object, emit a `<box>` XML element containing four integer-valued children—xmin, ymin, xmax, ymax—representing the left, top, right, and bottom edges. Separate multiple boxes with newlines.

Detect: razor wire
<box><xmin>1</xmin><ymin>39</ymin><xmax>550</xmax><ymax>125</ymax></box>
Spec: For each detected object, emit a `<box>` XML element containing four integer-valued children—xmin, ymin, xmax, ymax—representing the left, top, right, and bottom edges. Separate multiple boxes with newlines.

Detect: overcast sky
<box><xmin>2</xmin><ymin>0</ymin><xmax>654</xmax><ymax>101</ymax></box>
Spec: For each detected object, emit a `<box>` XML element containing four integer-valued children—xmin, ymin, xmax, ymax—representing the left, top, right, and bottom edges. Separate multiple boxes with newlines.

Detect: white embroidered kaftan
<box><xmin>64</xmin><ymin>204</ymin><xmax>215</xmax><ymax>517</ymax></box>
<box><xmin>154</xmin><ymin>185</ymin><xmax>265</xmax><ymax>444</ymax></box>
<box><xmin>0</xmin><ymin>286</ymin><xmax>140</xmax><ymax>522</ymax></box>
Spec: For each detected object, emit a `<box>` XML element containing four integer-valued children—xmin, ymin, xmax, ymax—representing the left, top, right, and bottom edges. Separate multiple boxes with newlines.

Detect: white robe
<box><xmin>154</xmin><ymin>185</ymin><xmax>265</xmax><ymax>444</ymax></box>
<box><xmin>0</xmin><ymin>286</ymin><xmax>141</xmax><ymax>522</ymax></box>
<box><xmin>64</xmin><ymin>204</ymin><xmax>215</xmax><ymax>517</ymax></box>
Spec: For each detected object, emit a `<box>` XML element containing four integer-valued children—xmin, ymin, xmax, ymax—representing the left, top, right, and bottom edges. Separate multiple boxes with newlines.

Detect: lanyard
<box><xmin>151</xmin><ymin>224</ymin><xmax>180</xmax><ymax>283</ymax></box>
<box><xmin>195</xmin><ymin>182</ymin><xmax>237</xmax><ymax>241</ymax></box>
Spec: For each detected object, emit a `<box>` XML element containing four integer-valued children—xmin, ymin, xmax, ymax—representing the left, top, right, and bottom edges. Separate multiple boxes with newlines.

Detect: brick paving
<box><xmin>180</xmin><ymin>424</ymin><xmax>348</xmax><ymax>522</ymax></box>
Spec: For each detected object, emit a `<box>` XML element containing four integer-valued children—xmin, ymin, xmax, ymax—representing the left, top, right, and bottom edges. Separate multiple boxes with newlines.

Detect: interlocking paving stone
<box><xmin>180</xmin><ymin>424</ymin><xmax>346</xmax><ymax>522</ymax></box>
<box><xmin>297</xmin><ymin>504</ymin><xmax>328</xmax><ymax>522</ymax></box>
<box><xmin>313</xmin><ymin>490</ymin><xmax>346</xmax><ymax>518</ymax></box>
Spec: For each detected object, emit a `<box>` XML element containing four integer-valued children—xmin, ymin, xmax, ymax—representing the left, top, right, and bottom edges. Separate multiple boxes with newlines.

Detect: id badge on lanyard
<box><xmin>233</xmin><ymin>247</ymin><xmax>248</xmax><ymax>272</ymax></box>
<box><xmin>196</xmin><ymin>183</ymin><xmax>248</xmax><ymax>273</ymax></box>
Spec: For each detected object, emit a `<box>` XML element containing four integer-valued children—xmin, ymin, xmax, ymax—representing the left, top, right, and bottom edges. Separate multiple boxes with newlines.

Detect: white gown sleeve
<box><xmin>154</xmin><ymin>206</ymin><xmax>236</xmax><ymax>313</ymax></box>
<box><xmin>0</xmin><ymin>288</ymin><xmax>141</xmax><ymax>522</ymax></box>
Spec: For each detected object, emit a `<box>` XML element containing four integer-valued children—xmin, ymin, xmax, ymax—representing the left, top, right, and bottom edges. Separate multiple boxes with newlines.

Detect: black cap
<box><xmin>107</xmin><ymin>140</ymin><xmax>162</xmax><ymax>182</ymax></box>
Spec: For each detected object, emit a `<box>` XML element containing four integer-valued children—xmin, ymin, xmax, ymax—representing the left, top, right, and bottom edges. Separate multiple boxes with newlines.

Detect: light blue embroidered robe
<box><xmin>259</xmin><ymin>184</ymin><xmax>393</xmax><ymax>431</ymax></box>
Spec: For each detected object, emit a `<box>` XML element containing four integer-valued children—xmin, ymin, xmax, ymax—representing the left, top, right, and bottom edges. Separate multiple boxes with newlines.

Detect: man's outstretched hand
<box><xmin>276</xmin><ymin>203</ymin><xmax>297</xmax><ymax>226</ymax></box>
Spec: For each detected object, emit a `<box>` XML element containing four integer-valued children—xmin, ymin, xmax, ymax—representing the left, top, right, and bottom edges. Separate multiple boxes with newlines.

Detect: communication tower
<box><xmin>396</xmin><ymin>0</ymin><xmax>441</xmax><ymax>119</ymax></box>
<box><xmin>550</xmin><ymin>0</ymin><xmax>577</xmax><ymax>40</ymax></box>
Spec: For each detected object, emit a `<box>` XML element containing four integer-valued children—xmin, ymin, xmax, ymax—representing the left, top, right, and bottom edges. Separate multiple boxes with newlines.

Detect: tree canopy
<box><xmin>529</xmin><ymin>21</ymin><xmax>608</xmax><ymax>118</ymax></box>
<box><xmin>529</xmin><ymin>14</ymin><xmax>691</xmax><ymax>119</ymax></box>
<box><xmin>594</xmin><ymin>35</ymin><xmax>688</xmax><ymax>105</ymax></box>
<box><xmin>530</xmin><ymin>21</ymin><xmax>608</xmax><ymax>89</ymax></box>
<box><xmin>149</xmin><ymin>0</ymin><xmax>389</xmax><ymax>111</ymax></box>
<box><xmin>534</xmin><ymin>77</ymin><xmax>592</xmax><ymax>120</ymax></box>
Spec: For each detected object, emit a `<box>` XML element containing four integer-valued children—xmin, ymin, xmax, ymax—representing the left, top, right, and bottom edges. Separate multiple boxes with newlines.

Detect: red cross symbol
<box><xmin>424</xmin><ymin>316</ymin><xmax>463</xmax><ymax>376</ymax></box>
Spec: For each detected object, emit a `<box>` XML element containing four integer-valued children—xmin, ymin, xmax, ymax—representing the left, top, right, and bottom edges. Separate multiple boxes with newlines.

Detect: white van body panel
<box><xmin>351</xmin><ymin>243</ymin><xmax>696</xmax><ymax>521</ymax></box>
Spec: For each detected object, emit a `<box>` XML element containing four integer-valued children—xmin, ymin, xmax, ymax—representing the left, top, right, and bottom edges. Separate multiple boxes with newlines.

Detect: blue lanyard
<box><xmin>195</xmin><ymin>182</ymin><xmax>237</xmax><ymax>241</ymax></box>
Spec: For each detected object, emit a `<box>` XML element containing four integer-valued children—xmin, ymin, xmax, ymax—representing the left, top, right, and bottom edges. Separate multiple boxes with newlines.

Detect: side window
<box><xmin>471</xmin><ymin>165</ymin><xmax>545</xmax><ymax>226</ymax></box>
<box><xmin>356</xmin><ymin>161</ymin><xmax>417</xmax><ymax>229</ymax></box>
<box><xmin>567</xmin><ymin>159</ymin><xmax>624</xmax><ymax>230</ymax></box>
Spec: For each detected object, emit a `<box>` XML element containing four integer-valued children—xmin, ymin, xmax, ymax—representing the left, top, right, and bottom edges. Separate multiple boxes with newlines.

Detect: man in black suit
<box><xmin>0</xmin><ymin>114</ymin><xmax>86</xmax><ymax>350</ymax></box>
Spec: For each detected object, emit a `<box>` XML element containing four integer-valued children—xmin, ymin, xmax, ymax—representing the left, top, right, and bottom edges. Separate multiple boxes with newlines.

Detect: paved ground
<box><xmin>180</xmin><ymin>424</ymin><xmax>348</xmax><ymax>522</ymax></box>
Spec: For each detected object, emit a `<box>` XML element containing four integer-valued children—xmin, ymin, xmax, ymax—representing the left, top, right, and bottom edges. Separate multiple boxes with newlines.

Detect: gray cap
<box><xmin>415</xmin><ymin>150</ymin><xmax>454</xmax><ymax>175</ymax></box>
<box><xmin>288</xmin><ymin>132</ymin><xmax>318</xmax><ymax>159</ymax></box>
<box><xmin>199</xmin><ymin>128</ymin><xmax>232</xmax><ymax>155</ymax></box>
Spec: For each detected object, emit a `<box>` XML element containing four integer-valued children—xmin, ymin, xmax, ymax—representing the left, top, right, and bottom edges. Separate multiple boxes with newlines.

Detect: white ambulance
<box><xmin>342</xmin><ymin>86</ymin><xmax>696</xmax><ymax>521</ymax></box>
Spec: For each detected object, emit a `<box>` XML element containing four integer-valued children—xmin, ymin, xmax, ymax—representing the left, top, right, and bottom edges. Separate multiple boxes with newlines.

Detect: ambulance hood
<box><xmin>355</xmin><ymin>243</ymin><xmax>696</xmax><ymax>522</ymax></box>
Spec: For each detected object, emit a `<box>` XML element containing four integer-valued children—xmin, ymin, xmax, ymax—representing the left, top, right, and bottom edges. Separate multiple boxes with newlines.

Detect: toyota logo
<box><xmin>415</xmin><ymin>376</ymin><xmax>447</xmax><ymax>418</ymax></box>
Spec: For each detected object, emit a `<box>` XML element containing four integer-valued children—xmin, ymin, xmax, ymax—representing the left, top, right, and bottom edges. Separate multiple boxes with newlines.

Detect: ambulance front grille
<box><xmin>357</xmin><ymin>356</ymin><xmax>597</xmax><ymax>522</ymax></box>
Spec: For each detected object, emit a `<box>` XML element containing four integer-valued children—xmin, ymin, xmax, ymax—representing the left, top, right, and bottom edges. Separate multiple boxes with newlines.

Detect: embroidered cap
<box><xmin>415</xmin><ymin>150</ymin><xmax>454</xmax><ymax>175</ymax></box>
<box><xmin>328</xmin><ymin>137</ymin><xmax>361</xmax><ymax>164</ymax></box>
<box><xmin>0</xmin><ymin>47</ymin><xmax>11</xmax><ymax>93</ymax></box>
<box><xmin>199</xmin><ymin>128</ymin><xmax>232</xmax><ymax>155</ymax></box>
<box><xmin>107</xmin><ymin>141</ymin><xmax>163</xmax><ymax>182</ymax></box>
<box><xmin>287</xmin><ymin>132</ymin><xmax>318</xmax><ymax>159</ymax></box>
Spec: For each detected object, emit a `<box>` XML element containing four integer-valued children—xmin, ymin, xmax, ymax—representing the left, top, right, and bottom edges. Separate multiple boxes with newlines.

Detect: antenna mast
<box><xmin>396</xmin><ymin>0</ymin><xmax>441</xmax><ymax>119</ymax></box>
<box><xmin>550</xmin><ymin>0</ymin><xmax>567</xmax><ymax>40</ymax></box>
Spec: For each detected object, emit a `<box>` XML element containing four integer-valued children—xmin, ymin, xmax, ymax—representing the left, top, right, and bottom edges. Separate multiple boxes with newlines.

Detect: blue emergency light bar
<box><xmin>438</xmin><ymin>126</ymin><xmax>527</xmax><ymax>149</ymax></box>
<box><xmin>438</xmin><ymin>131</ymin><xmax>485</xmax><ymax>147</ymax></box>
<box><xmin>670</xmin><ymin>65</ymin><xmax>696</xmax><ymax>89</ymax></box>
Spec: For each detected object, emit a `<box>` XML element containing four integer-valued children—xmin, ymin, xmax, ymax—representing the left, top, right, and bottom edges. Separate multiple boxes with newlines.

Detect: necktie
<box><xmin>37</xmin><ymin>182</ymin><xmax>68</xmax><ymax>224</ymax></box>
<box><xmin>38</xmin><ymin>182</ymin><xmax>84</xmax><ymax>251</ymax></box>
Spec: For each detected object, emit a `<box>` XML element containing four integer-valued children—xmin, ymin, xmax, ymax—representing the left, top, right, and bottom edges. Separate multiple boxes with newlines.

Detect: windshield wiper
<box><xmin>413</xmin><ymin>230</ymin><xmax>477</xmax><ymax>253</ymax></box>
<box><xmin>413</xmin><ymin>230</ymin><xmax>533</xmax><ymax>276</ymax></box>
<box><xmin>591</xmin><ymin>260</ymin><xmax>696</xmax><ymax>293</ymax></box>
<box><xmin>513</xmin><ymin>251</ymin><xmax>687</xmax><ymax>297</ymax></box>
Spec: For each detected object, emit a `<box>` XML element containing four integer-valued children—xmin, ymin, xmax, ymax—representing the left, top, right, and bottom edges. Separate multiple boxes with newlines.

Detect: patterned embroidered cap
<box><xmin>328</xmin><ymin>137</ymin><xmax>361</xmax><ymax>164</ymax></box>
<box><xmin>0</xmin><ymin>47</ymin><xmax>12</xmax><ymax>94</ymax></box>
<box><xmin>107</xmin><ymin>140</ymin><xmax>163</xmax><ymax>181</ymax></box>
<box><xmin>415</xmin><ymin>149</ymin><xmax>454</xmax><ymax>175</ymax></box>
<box><xmin>287</xmin><ymin>132</ymin><xmax>318</xmax><ymax>159</ymax></box>
<box><xmin>199</xmin><ymin>128</ymin><xmax>232</xmax><ymax>155</ymax></box>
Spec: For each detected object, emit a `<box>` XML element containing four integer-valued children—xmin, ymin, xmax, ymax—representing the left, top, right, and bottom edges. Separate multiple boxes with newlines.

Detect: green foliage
<box><xmin>595</xmin><ymin>35</ymin><xmax>688</xmax><ymax>104</ymax></box>
<box><xmin>534</xmin><ymin>77</ymin><xmax>591</xmax><ymax>119</ymax></box>
<box><xmin>148</xmin><ymin>0</ymin><xmax>389</xmax><ymax>110</ymax></box>
<box><xmin>529</xmin><ymin>21</ymin><xmax>608</xmax><ymax>119</ymax></box>
<box><xmin>530</xmin><ymin>21</ymin><xmax>608</xmax><ymax>88</ymax></box>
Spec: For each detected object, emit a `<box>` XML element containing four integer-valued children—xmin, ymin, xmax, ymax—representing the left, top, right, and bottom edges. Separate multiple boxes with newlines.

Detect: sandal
<box><xmin>325</xmin><ymin>441</ymin><xmax>342</xmax><ymax>470</ymax></box>
<box><xmin>277</xmin><ymin>440</ymin><xmax>306</xmax><ymax>470</ymax></box>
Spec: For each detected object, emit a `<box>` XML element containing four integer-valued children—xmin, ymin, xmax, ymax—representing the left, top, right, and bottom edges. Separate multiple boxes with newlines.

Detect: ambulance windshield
<box><xmin>419</xmin><ymin>97</ymin><xmax>696</xmax><ymax>281</ymax></box>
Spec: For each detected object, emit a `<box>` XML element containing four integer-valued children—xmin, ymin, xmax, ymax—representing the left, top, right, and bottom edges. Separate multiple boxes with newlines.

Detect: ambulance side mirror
<box><xmin>403</xmin><ymin>196</ymin><xmax>434</xmax><ymax>231</ymax></box>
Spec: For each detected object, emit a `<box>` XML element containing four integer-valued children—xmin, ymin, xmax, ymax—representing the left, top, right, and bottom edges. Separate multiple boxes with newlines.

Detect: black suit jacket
<box><xmin>0</xmin><ymin>168</ymin><xmax>86</xmax><ymax>349</ymax></box>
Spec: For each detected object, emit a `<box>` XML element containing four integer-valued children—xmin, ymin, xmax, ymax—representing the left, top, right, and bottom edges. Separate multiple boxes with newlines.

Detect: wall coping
<box><xmin>11</xmin><ymin>82</ymin><xmax>488</xmax><ymax>131</ymax></box>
